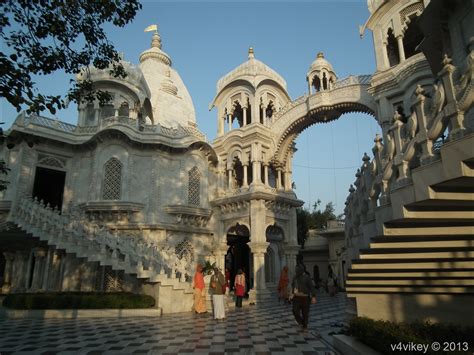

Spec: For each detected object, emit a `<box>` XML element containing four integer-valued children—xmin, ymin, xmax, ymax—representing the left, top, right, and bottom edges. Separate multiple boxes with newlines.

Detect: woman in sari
<box><xmin>193</xmin><ymin>264</ymin><xmax>207</xmax><ymax>314</ymax></box>
<box><xmin>277</xmin><ymin>266</ymin><xmax>289</xmax><ymax>303</ymax></box>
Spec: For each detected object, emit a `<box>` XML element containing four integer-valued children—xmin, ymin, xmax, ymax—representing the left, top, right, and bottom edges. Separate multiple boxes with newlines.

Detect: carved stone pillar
<box><xmin>248</xmin><ymin>242</ymin><xmax>269</xmax><ymax>292</ymax></box>
<box><xmin>2</xmin><ymin>252</ymin><xmax>15</xmax><ymax>293</ymax></box>
<box><xmin>41</xmin><ymin>247</ymin><xmax>54</xmax><ymax>291</ymax></box>
<box><xmin>243</xmin><ymin>164</ymin><xmax>249</xmax><ymax>188</ymax></box>
<box><xmin>396</xmin><ymin>35</ymin><xmax>406</xmax><ymax>62</ymax></box>
<box><xmin>243</xmin><ymin>106</ymin><xmax>247</xmax><ymax>126</ymax></box>
<box><xmin>381</xmin><ymin>41</ymin><xmax>390</xmax><ymax>69</ymax></box>
<box><xmin>263</xmin><ymin>163</ymin><xmax>269</xmax><ymax>186</ymax></box>
<box><xmin>227</xmin><ymin>114</ymin><xmax>232</xmax><ymax>132</ymax></box>
<box><xmin>276</xmin><ymin>169</ymin><xmax>282</xmax><ymax>190</ymax></box>
<box><xmin>31</xmin><ymin>248</ymin><xmax>47</xmax><ymax>291</ymax></box>
<box><xmin>439</xmin><ymin>55</ymin><xmax>466</xmax><ymax>140</ymax></box>
<box><xmin>227</xmin><ymin>168</ymin><xmax>233</xmax><ymax>190</ymax></box>
<box><xmin>218</xmin><ymin>114</ymin><xmax>225</xmax><ymax>136</ymax></box>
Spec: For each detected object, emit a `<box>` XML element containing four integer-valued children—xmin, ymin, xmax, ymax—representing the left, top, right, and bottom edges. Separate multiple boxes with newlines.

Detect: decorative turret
<box><xmin>307</xmin><ymin>52</ymin><xmax>337</xmax><ymax>94</ymax></box>
<box><xmin>211</xmin><ymin>47</ymin><xmax>291</xmax><ymax>136</ymax></box>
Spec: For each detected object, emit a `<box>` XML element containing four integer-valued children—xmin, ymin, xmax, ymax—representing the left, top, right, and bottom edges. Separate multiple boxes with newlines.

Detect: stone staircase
<box><xmin>9</xmin><ymin>197</ymin><xmax>194</xmax><ymax>311</ymax></box>
<box><xmin>346</xmin><ymin>174</ymin><xmax>474</xmax><ymax>296</ymax></box>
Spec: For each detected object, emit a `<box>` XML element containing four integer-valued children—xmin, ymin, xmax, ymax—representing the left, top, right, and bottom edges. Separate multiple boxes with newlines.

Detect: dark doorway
<box><xmin>32</xmin><ymin>167</ymin><xmax>66</xmax><ymax>210</ymax></box>
<box><xmin>225</xmin><ymin>224</ymin><xmax>251</xmax><ymax>292</ymax></box>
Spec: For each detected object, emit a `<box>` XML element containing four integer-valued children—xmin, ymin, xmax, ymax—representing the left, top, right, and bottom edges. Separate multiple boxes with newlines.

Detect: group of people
<box><xmin>192</xmin><ymin>264</ymin><xmax>247</xmax><ymax>321</ymax></box>
<box><xmin>193</xmin><ymin>262</ymin><xmax>330</xmax><ymax>331</ymax></box>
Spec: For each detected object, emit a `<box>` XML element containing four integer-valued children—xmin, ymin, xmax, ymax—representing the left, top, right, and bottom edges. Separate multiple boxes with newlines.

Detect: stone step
<box><xmin>383</xmin><ymin>222</ymin><xmax>474</xmax><ymax>236</ymax></box>
<box><xmin>369</xmin><ymin>238</ymin><xmax>474</xmax><ymax>249</ymax></box>
<box><xmin>346</xmin><ymin>278</ymin><xmax>474</xmax><ymax>286</ymax></box>
<box><xmin>359</xmin><ymin>246</ymin><xmax>474</xmax><ymax>259</ymax></box>
<box><xmin>348</xmin><ymin>269</ymin><xmax>474</xmax><ymax>277</ymax></box>
<box><xmin>350</xmin><ymin>258</ymin><xmax>474</xmax><ymax>270</ymax></box>
<box><xmin>346</xmin><ymin>285</ymin><xmax>474</xmax><ymax>294</ymax></box>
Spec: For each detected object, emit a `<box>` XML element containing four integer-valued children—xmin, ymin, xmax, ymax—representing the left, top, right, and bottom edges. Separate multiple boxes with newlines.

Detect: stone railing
<box><xmin>11</xmin><ymin>197</ymin><xmax>194</xmax><ymax>283</ymax></box>
<box><xmin>14</xmin><ymin>113</ymin><xmax>207</xmax><ymax>142</ymax></box>
<box><xmin>272</xmin><ymin>75</ymin><xmax>372</xmax><ymax>121</ymax></box>
<box><xmin>344</xmin><ymin>52</ymin><xmax>473</xmax><ymax>239</ymax></box>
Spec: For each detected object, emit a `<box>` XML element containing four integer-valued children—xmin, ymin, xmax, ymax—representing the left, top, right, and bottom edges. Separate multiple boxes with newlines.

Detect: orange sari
<box><xmin>277</xmin><ymin>266</ymin><xmax>289</xmax><ymax>299</ymax></box>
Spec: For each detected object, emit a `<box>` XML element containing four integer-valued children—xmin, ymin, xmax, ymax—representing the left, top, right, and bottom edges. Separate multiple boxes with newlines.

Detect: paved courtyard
<box><xmin>0</xmin><ymin>291</ymin><xmax>347</xmax><ymax>354</ymax></box>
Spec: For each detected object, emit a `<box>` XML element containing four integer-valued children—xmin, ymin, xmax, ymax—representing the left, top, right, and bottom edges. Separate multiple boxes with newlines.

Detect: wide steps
<box><xmin>359</xmin><ymin>246</ymin><xmax>474</xmax><ymax>259</ymax></box>
<box><xmin>346</xmin><ymin>285</ymin><xmax>474</xmax><ymax>294</ymax></box>
<box><xmin>346</xmin><ymin>278</ymin><xmax>474</xmax><ymax>286</ymax></box>
<box><xmin>350</xmin><ymin>258</ymin><xmax>474</xmax><ymax>270</ymax></box>
<box><xmin>348</xmin><ymin>268</ymin><xmax>474</xmax><ymax>278</ymax></box>
<box><xmin>383</xmin><ymin>219</ymin><xmax>474</xmax><ymax>236</ymax></box>
<box><xmin>369</xmin><ymin>235</ymin><xmax>474</xmax><ymax>249</ymax></box>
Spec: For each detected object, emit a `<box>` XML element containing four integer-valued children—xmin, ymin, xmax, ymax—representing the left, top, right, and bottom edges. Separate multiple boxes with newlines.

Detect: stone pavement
<box><xmin>0</xmin><ymin>291</ymin><xmax>347</xmax><ymax>354</ymax></box>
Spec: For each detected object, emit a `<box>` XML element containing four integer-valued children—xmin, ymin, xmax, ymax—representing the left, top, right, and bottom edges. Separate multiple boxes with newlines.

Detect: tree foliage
<box><xmin>296</xmin><ymin>200</ymin><xmax>340</xmax><ymax>247</ymax></box>
<box><xmin>0</xmin><ymin>0</ymin><xmax>142</xmax><ymax>115</ymax></box>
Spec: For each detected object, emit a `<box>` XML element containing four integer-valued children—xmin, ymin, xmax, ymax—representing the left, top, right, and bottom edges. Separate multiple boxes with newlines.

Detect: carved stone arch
<box><xmin>274</xmin><ymin>96</ymin><xmax>377</xmax><ymax>165</ymax></box>
<box><xmin>265</xmin><ymin>223</ymin><xmax>285</xmax><ymax>242</ymax></box>
<box><xmin>37</xmin><ymin>155</ymin><xmax>66</xmax><ymax>170</ymax></box>
<box><xmin>227</xmin><ymin>146</ymin><xmax>244</xmax><ymax>167</ymax></box>
<box><xmin>226</xmin><ymin>221</ymin><xmax>251</xmax><ymax>236</ymax></box>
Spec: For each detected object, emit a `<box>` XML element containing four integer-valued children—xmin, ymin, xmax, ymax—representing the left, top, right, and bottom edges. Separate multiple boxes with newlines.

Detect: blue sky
<box><xmin>1</xmin><ymin>0</ymin><xmax>381</xmax><ymax>215</ymax></box>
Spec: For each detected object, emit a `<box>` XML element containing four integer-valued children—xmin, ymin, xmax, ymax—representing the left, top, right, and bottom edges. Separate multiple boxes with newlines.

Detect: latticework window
<box><xmin>188</xmin><ymin>166</ymin><xmax>201</xmax><ymax>206</ymax></box>
<box><xmin>175</xmin><ymin>239</ymin><xmax>194</xmax><ymax>264</ymax></box>
<box><xmin>102</xmin><ymin>158</ymin><xmax>122</xmax><ymax>200</ymax></box>
<box><xmin>104</xmin><ymin>267</ymin><xmax>124</xmax><ymax>292</ymax></box>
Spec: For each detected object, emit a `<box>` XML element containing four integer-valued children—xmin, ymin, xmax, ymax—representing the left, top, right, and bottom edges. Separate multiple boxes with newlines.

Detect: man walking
<box><xmin>289</xmin><ymin>264</ymin><xmax>317</xmax><ymax>331</ymax></box>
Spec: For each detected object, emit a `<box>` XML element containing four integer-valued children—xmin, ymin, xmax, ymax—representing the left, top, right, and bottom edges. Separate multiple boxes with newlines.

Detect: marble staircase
<box><xmin>9</xmin><ymin>198</ymin><xmax>194</xmax><ymax>307</ymax></box>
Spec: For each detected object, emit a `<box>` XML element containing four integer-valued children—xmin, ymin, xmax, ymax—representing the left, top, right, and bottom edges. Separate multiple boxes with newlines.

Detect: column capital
<box><xmin>33</xmin><ymin>248</ymin><xmax>47</xmax><ymax>258</ymax></box>
<box><xmin>247</xmin><ymin>241</ymin><xmax>269</xmax><ymax>254</ymax></box>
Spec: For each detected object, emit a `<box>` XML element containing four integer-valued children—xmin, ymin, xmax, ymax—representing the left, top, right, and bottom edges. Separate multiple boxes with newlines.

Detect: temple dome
<box><xmin>216</xmin><ymin>47</ymin><xmax>287</xmax><ymax>93</ymax></box>
<box><xmin>139</xmin><ymin>28</ymin><xmax>196</xmax><ymax>127</ymax></box>
<box><xmin>308</xmin><ymin>52</ymin><xmax>335</xmax><ymax>74</ymax></box>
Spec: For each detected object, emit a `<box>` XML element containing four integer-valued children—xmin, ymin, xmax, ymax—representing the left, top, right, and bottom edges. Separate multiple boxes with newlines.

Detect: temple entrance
<box><xmin>32</xmin><ymin>167</ymin><xmax>66</xmax><ymax>210</ymax></box>
<box><xmin>225</xmin><ymin>224</ymin><xmax>251</xmax><ymax>292</ymax></box>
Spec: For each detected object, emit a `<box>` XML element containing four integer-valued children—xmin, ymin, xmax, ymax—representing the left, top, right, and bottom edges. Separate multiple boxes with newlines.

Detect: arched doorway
<box><xmin>265</xmin><ymin>224</ymin><xmax>284</xmax><ymax>287</ymax></box>
<box><xmin>225</xmin><ymin>223</ymin><xmax>251</xmax><ymax>292</ymax></box>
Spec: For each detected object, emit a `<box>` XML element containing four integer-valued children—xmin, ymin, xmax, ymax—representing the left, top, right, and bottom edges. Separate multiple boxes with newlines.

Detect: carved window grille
<box><xmin>102</xmin><ymin>158</ymin><xmax>122</xmax><ymax>200</ymax></box>
<box><xmin>175</xmin><ymin>239</ymin><xmax>194</xmax><ymax>264</ymax></box>
<box><xmin>103</xmin><ymin>266</ymin><xmax>124</xmax><ymax>292</ymax></box>
<box><xmin>188</xmin><ymin>166</ymin><xmax>201</xmax><ymax>206</ymax></box>
<box><xmin>400</xmin><ymin>2</ymin><xmax>424</xmax><ymax>27</ymax></box>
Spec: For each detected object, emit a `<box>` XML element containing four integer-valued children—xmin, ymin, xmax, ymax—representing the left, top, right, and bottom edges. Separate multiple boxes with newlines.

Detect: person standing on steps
<box><xmin>234</xmin><ymin>269</ymin><xmax>246</xmax><ymax>308</ymax></box>
<box><xmin>289</xmin><ymin>264</ymin><xmax>317</xmax><ymax>331</ymax></box>
<box><xmin>210</xmin><ymin>267</ymin><xmax>226</xmax><ymax>320</ymax></box>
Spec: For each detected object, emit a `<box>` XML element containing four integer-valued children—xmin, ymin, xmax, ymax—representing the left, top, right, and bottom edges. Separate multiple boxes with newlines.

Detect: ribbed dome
<box><xmin>308</xmin><ymin>52</ymin><xmax>335</xmax><ymax>74</ymax></box>
<box><xmin>216</xmin><ymin>47</ymin><xmax>287</xmax><ymax>93</ymax></box>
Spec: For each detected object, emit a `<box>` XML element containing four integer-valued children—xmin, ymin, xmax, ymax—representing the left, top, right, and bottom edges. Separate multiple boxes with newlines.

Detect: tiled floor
<box><xmin>0</xmin><ymin>291</ymin><xmax>346</xmax><ymax>354</ymax></box>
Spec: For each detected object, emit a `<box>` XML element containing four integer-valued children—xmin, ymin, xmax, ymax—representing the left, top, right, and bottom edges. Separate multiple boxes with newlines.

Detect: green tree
<box><xmin>296</xmin><ymin>200</ymin><xmax>340</xmax><ymax>247</ymax></box>
<box><xmin>0</xmin><ymin>0</ymin><xmax>142</xmax><ymax>115</ymax></box>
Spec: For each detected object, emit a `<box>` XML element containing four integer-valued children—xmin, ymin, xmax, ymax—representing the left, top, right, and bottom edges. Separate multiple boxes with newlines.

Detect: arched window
<box><xmin>188</xmin><ymin>166</ymin><xmax>201</xmax><ymax>206</ymax></box>
<box><xmin>312</xmin><ymin>76</ymin><xmax>321</xmax><ymax>92</ymax></box>
<box><xmin>403</xmin><ymin>15</ymin><xmax>423</xmax><ymax>59</ymax></box>
<box><xmin>102</xmin><ymin>158</ymin><xmax>122</xmax><ymax>200</ymax></box>
<box><xmin>118</xmin><ymin>102</ymin><xmax>130</xmax><ymax>117</ymax></box>
<box><xmin>322</xmin><ymin>73</ymin><xmax>328</xmax><ymax>90</ymax></box>
<box><xmin>386</xmin><ymin>28</ymin><xmax>400</xmax><ymax>67</ymax></box>
<box><xmin>85</xmin><ymin>103</ymin><xmax>95</xmax><ymax>125</ymax></box>
<box><xmin>100</xmin><ymin>103</ymin><xmax>115</xmax><ymax>119</ymax></box>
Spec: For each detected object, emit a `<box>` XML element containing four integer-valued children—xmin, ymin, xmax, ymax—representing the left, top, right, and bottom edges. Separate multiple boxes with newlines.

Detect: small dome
<box><xmin>308</xmin><ymin>52</ymin><xmax>335</xmax><ymax>74</ymax></box>
<box><xmin>216</xmin><ymin>47</ymin><xmax>287</xmax><ymax>93</ymax></box>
